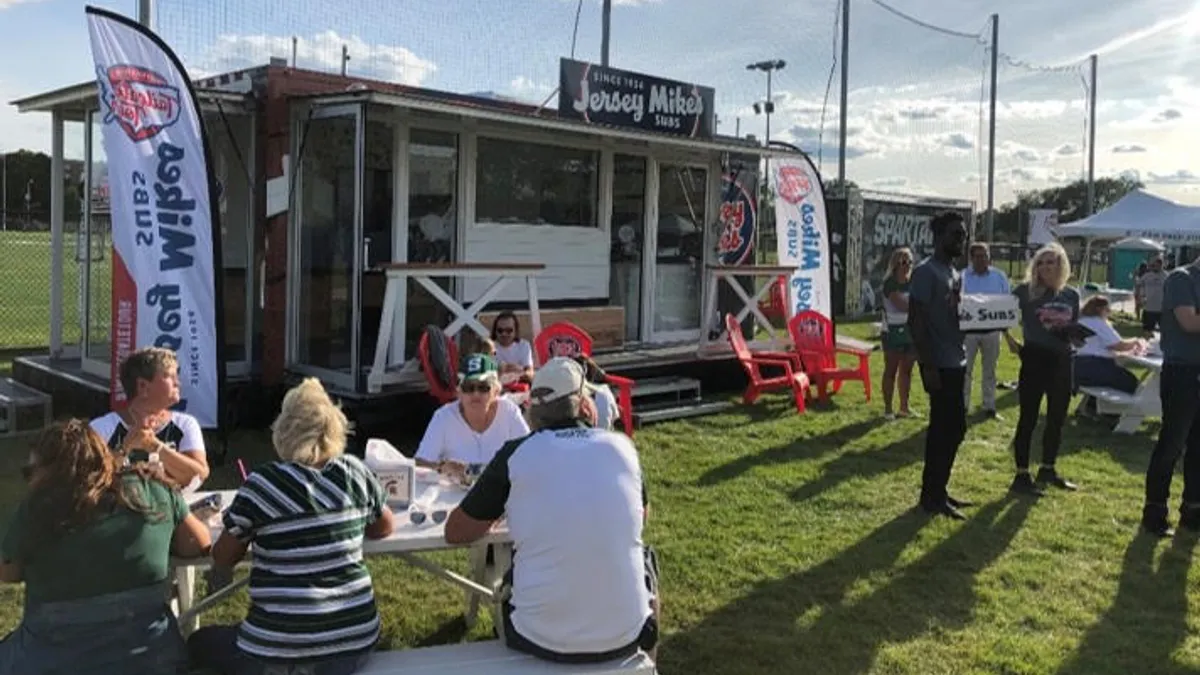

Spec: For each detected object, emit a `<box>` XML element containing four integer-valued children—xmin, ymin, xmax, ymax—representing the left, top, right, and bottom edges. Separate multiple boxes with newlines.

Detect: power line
<box><xmin>868</xmin><ymin>0</ymin><xmax>982</xmax><ymax>40</ymax></box>
<box><xmin>816</xmin><ymin>0</ymin><xmax>842</xmax><ymax>171</ymax></box>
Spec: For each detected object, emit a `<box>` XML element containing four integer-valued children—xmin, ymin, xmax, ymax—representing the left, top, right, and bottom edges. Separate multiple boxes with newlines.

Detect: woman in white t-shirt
<box><xmin>415</xmin><ymin>353</ymin><xmax>531</xmax><ymax>483</ymax></box>
<box><xmin>491</xmin><ymin>312</ymin><xmax>536</xmax><ymax>383</ymax></box>
<box><xmin>1074</xmin><ymin>294</ymin><xmax>1146</xmax><ymax>395</ymax></box>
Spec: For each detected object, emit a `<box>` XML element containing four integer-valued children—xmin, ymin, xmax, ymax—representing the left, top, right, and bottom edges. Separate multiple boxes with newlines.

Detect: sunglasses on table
<box><xmin>410</xmin><ymin>509</ymin><xmax>448</xmax><ymax>525</ymax></box>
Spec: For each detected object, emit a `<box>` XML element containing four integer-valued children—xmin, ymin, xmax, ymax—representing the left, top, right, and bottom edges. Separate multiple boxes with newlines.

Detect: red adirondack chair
<box><xmin>787</xmin><ymin>310</ymin><xmax>872</xmax><ymax>402</ymax></box>
<box><xmin>418</xmin><ymin>328</ymin><xmax>459</xmax><ymax>405</ymax></box>
<box><xmin>725</xmin><ymin>313</ymin><xmax>809</xmax><ymax>413</ymax></box>
<box><xmin>757</xmin><ymin>275</ymin><xmax>789</xmax><ymax>323</ymax></box>
<box><xmin>533</xmin><ymin>321</ymin><xmax>636</xmax><ymax>437</ymax></box>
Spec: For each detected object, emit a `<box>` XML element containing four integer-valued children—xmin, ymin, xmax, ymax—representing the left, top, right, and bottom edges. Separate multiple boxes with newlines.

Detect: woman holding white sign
<box><xmin>1004</xmin><ymin>243</ymin><xmax>1084</xmax><ymax>496</ymax></box>
<box><xmin>881</xmin><ymin>247</ymin><xmax>918</xmax><ymax>420</ymax></box>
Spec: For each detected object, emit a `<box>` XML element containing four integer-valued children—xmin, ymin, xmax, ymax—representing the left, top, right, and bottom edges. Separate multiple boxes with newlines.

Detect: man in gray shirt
<box><xmin>908</xmin><ymin>212</ymin><xmax>970</xmax><ymax>520</ymax></box>
<box><xmin>1143</xmin><ymin>259</ymin><xmax>1200</xmax><ymax>536</ymax></box>
<box><xmin>1137</xmin><ymin>256</ymin><xmax>1167</xmax><ymax>333</ymax></box>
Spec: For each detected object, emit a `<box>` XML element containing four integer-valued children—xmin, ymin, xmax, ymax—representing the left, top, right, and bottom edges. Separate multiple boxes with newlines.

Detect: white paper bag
<box><xmin>364</xmin><ymin>438</ymin><xmax>416</xmax><ymax>508</ymax></box>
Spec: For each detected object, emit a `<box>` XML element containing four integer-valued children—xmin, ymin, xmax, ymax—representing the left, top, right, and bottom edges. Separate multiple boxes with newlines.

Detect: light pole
<box><xmin>2</xmin><ymin>151</ymin><xmax>7</xmax><ymax>232</ymax></box>
<box><xmin>747</xmin><ymin>59</ymin><xmax>785</xmax><ymax>265</ymax></box>
<box><xmin>747</xmin><ymin>59</ymin><xmax>786</xmax><ymax>146</ymax></box>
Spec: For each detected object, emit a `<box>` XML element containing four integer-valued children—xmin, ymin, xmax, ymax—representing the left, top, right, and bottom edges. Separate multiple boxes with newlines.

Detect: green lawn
<box><xmin>0</xmin><ymin>229</ymin><xmax>106</xmax><ymax>349</ymax></box>
<box><xmin>0</xmin><ymin>318</ymin><xmax>1196</xmax><ymax>674</ymax></box>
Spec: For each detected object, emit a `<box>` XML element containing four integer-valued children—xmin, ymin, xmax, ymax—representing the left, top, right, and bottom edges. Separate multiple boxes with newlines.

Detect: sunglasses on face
<box><xmin>410</xmin><ymin>509</ymin><xmax>448</xmax><ymax>525</ymax></box>
<box><xmin>460</xmin><ymin>382</ymin><xmax>491</xmax><ymax>395</ymax></box>
<box><xmin>899</xmin><ymin>260</ymin><xmax>912</xmax><ymax>266</ymax></box>
<box><xmin>495</xmin><ymin>327</ymin><xmax>515</xmax><ymax>335</ymax></box>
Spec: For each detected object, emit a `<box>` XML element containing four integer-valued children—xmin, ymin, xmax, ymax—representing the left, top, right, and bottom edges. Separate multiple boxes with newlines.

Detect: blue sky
<box><xmin>1</xmin><ymin>0</ymin><xmax>1197</xmax><ymax>206</ymax></box>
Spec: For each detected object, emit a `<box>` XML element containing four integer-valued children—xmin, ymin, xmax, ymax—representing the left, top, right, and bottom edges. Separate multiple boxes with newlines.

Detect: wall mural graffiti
<box><xmin>857</xmin><ymin>198</ymin><xmax>973</xmax><ymax>315</ymax></box>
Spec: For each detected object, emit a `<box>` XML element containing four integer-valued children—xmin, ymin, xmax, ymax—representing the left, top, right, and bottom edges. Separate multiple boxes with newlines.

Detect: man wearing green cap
<box><xmin>414</xmin><ymin>352</ymin><xmax>530</xmax><ymax>484</ymax></box>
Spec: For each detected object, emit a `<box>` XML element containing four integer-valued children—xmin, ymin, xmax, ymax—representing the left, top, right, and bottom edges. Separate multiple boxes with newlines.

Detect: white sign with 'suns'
<box><xmin>958</xmin><ymin>294</ymin><xmax>1019</xmax><ymax>331</ymax></box>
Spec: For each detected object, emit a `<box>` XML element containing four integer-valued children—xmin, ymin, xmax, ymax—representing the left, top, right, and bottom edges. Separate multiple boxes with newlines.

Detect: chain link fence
<box><xmin>0</xmin><ymin>210</ymin><xmax>105</xmax><ymax>352</ymax></box>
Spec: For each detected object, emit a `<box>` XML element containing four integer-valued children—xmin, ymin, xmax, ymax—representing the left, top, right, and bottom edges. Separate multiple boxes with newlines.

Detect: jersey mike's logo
<box><xmin>96</xmin><ymin>64</ymin><xmax>182</xmax><ymax>142</ymax></box>
<box><xmin>776</xmin><ymin>165</ymin><xmax>813</xmax><ymax>205</ymax></box>
<box><xmin>717</xmin><ymin>175</ymin><xmax>756</xmax><ymax>266</ymax></box>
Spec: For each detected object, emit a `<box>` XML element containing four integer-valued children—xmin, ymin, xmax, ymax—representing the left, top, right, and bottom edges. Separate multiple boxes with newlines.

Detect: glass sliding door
<box><xmin>610</xmin><ymin>154</ymin><xmax>647</xmax><ymax>343</ymax></box>
<box><xmin>650</xmin><ymin>163</ymin><xmax>707</xmax><ymax>341</ymax></box>
<box><xmin>206</xmin><ymin>110</ymin><xmax>256</xmax><ymax>374</ymax></box>
<box><xmin>403</xmin><ymin>128</ymin><xmax>458</xmax><ymax>355</ymax></box>
<box><xmin>81</xmin><ymin>109</ymin><xmax>112</xmax><ymax>378</ymax></box>
<box><xmin>290</xmin><ymin>104</ymin><xmax>364</xmax><ymax>389</ymax></box>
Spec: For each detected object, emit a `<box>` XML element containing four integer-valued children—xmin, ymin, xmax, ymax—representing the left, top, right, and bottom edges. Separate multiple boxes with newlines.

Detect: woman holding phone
<box><xmin>1004</xmin><ymin>243</ymin><xmax>1083</xmax><ymax>496</ymax></box>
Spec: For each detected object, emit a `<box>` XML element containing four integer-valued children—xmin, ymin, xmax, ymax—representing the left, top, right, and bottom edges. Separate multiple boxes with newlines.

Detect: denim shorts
<box><xmin>0</xmin><ymin>583</ymin><xmax>185</xmax><ymax>675</ymax></box>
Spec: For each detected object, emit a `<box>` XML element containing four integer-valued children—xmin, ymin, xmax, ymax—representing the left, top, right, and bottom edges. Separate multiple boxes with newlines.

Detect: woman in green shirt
<box><xmin>0</xmin><ymin>419</ymin><xmax>212</xmax><ymax>675</ymax></box>
<box><xmin>881</xmin><ymin>247</ymin><xmax>918</xmax><ymax>419</ymax></box>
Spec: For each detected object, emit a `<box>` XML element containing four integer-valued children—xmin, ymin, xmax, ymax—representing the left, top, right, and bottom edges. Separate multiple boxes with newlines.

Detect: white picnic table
<box><xmin>1076</xmin><ymin>348</ymin><xmax>1163</xmax><ymax>434</ymax></box>
<box><xmin>172</xmin><ymin>474</ymin><xmax>513</xmax><ymax>635</ymax></box>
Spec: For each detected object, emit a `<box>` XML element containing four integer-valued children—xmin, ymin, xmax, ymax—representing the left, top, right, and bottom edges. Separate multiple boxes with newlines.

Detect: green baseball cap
<box><xmin>459</xmin><ymin>353</ymin><xmax>499</xmax><ymax>384</ymax></box>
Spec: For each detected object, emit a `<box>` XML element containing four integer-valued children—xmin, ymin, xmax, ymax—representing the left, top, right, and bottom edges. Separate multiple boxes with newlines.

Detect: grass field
<box><xmin>0</xmin><ymin>318</ymin><xmax>1195</xmax><ymax>674</ymax></box>
<box><xmin>0</xmin><ymin>229</ymin><xmax>108</xmax><ymax>349</ymax></box>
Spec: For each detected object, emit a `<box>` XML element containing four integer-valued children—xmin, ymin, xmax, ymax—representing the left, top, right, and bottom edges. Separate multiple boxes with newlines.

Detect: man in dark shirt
<box><xmin>1143</xmin><ymin>259</ymin><xmax>1200</xmax><ymax>536</ymax></box>
<box><xmin>908</xmin><ymin>212</ymin><xmax>970</xmax><ymax>519</ymax></box>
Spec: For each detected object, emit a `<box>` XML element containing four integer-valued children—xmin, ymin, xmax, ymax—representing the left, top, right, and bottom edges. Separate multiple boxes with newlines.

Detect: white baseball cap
<box><xmin>529</xmin><ymin>357</ymin><xmax>595</xmax><ymax>406</ymax></box>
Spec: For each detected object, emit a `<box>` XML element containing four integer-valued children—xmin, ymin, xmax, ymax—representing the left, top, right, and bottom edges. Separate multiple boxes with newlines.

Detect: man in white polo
<box><xmin>962</xmin><ymin>242</ymin><xmax>1011</xmax><ymax>420</ymax></box>
<box><xmin>444</xmin><ymin>357</ymin><xmax>658</xmax><ymax>664</ymax></box>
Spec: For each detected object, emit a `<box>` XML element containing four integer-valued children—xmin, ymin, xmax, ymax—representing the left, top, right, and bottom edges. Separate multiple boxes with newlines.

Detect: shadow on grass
<box><xmin>1056</xmin><ymin>532</ymin><xmax>1196</xmax><ymax>675</ymax></box>
<box><xmin>661</xmin><ymin>498</ymin><xmax>1033</xmax><ymax>674</ymax></box>
<box><xmin>788</xmin><ymin>426</ymin><xmax>926</xmax><ymax>504</ymax></box>
<box><xmin>414</xmin><ymin>616</ymin><xmax>472</xmax><ymax>648</ymax></box>
<box><xmin>1056</xmin><ymin>416</ymin><xmax>1154</xmax><ymax>477</ymax></box>
<box><xmin>965</xmin><ymin>389</ymin><xmax>1020</xmax><ymax>425</ymax></box>
<box><xmin>696</xmin><ymin>416</ymin><xmax>886</xmax><ymax>487</ymax></box>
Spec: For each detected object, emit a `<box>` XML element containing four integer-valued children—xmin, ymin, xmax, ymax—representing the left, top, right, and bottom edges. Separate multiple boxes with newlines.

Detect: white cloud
<box><xmin>0</xmin><ymin>79</ymin><xmax>51</xmax><ymax>154</ymax></box>
<box><xmin>201</xmin><ymin>31</ymin><xmax>436</xmax><ymax>86</ymax></box>
<box><xmin>868</xmin><ymin>176</ymin><xmax>909</xmax><ymax>188</ymax></box>
<box><xmin>1146</xmin><ymin>169</ymin><xmax>1200</xmax><ymax>185</ymax></box>
<box><xmin>0</xmin><ymin>0</ymin><xmax>45</xmax><ymax>9</ymax></box>
<box><xmin>1153</xmin><ymin>108</ymin><xmax>1184</xmax><ymax>123</ymax></box>
<box><xmin>1054</xmin><ymin>143</ymin><xmax>1082</xmax><ymax>156</ymax></box>
<box><xmin>508</xmin><ymin>76</ymin><xmax>555</xmax><ymax>101</ymax></box>
<box><xmin>1112</xmin><ymin>144</ymin><xmax>1149</xmax><ymax>153</ymax></box>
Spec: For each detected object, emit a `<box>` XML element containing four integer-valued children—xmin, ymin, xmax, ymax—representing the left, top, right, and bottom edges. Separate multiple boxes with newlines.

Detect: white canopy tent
<box><xmin>1052</xmin><ymin>189</ymin><xmax>1200</xmax><ymax>283</ymax></box>
<box><xmin>1054</xmin><ymin>189</ymin><xmax>1200</xmax><ymax>243</ymax></box>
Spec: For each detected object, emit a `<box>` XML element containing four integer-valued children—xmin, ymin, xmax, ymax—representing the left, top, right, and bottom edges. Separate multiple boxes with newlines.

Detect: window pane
<box><xmin>475</xmin><ymin>138</ymin><xmax>598</xmax><ymax>227</ymax></box>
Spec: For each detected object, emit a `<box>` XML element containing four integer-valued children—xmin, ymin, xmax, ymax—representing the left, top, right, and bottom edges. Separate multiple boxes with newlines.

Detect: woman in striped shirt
<box><xmin>187</xmin><ymin>378</ymin><xmax>396</xmax><ymax>674</ymax></box>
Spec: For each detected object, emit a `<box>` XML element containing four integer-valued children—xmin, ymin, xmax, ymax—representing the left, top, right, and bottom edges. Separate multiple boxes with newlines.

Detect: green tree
<box><xmin>1</xmin><ymin>149</ymin><xmax>83</xmax><ymax>225</ymax></box>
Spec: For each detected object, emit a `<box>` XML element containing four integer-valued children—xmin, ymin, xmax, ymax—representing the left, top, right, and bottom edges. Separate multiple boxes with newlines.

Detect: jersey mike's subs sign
<box><xmin>558</xmin><ymin>58</ymin><xmax>715</xmax><ymax>139</ymax></box>
<box><xmin>958</xmin><ymin>294</ymin><xmax>1019</xmax><ymax>331</ymax></box>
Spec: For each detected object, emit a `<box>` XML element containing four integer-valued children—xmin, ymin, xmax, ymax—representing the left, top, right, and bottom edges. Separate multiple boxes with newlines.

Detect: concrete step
<box><xmin>634</xmin><ymin>399</ymin><xmax>735</xmax><ymax>426</ymax></box>
<box><xmin>0</xmin><ymin>377</ymin><xmax>53</xmax><ymax>437</ymax></box>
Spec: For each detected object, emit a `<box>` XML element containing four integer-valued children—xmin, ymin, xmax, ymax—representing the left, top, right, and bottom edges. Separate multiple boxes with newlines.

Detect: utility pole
<box><xmin>2</xmin><ymin>152</ymin><xmax>7</xmax><ymax>232</ymax></box>
<box><xmin>985</xmin><ymin>13</ymin><xmax>999</xmax><ymax>242</ymax></box>
<box><xmin>1087</xmin><ymin>54</ymin><xmax>1098</xmax><ymax>216</ymax></box>
<box><xmin>601</xmin><ymin>0</ymin><xmax>612</xmax><ymax>66</ymax></box>
<box><xmin>837</xmin><ymin>0</ymin><xmax>850</xmax><ymax>186</ymax></box>
<box><xmin>341</xmin><ymin>45</ymin><xmax>350</xmax><ymax>76</ymax></box>
<box><xmin>136</xmin><ymin>0</ymin><xmax>153</xmax><ymax>28</ymax></box>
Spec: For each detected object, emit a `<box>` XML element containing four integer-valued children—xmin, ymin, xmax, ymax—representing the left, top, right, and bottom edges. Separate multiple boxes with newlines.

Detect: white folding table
<box><xmin>173</xmin><ymin>478</ymin><xmax>513</xmax><ymax>635</ymax></box>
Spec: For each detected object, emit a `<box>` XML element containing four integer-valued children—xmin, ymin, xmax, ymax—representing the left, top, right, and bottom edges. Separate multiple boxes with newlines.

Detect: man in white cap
<box><xmin>444</xmin><ymin>357</ymin><xmax>659</xmax><ymax>664</ymax></box>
